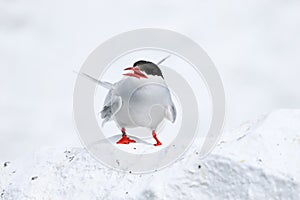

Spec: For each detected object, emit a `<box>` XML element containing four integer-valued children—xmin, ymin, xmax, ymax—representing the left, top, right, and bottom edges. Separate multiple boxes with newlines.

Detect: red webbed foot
<box><xmin>116</xmin><ymin>135</ymin><xmax>136</xmax><ymax>144</ymax></box>
<box><xmin>116</xmin><ymin>128</ymin><xmax>136</xmax><ymax>144</ymax></box>
<box><xmin>152</xmin><ymin>130</ymin><xmax>162</xmax><ymax>146</ymax></box>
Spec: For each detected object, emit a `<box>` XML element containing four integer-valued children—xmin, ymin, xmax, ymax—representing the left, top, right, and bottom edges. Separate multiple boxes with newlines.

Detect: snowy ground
<box><xmin>1</xmin><ymin>109</ymin><xmax>300</xmax><ymax>199</ymax></box>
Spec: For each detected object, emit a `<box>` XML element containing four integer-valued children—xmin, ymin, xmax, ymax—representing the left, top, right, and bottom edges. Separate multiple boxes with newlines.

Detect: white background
<box><xmin>1</xmin><ymin>0</ymin><xmax>300</xmax><ymax>161</ymax></box>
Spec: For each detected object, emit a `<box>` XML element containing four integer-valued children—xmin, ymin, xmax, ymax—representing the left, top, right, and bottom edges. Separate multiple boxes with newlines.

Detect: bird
<box><xmin>80</xmin><ymin>57</ymin><xmax>176</xmax><ymax>146</ymax></box>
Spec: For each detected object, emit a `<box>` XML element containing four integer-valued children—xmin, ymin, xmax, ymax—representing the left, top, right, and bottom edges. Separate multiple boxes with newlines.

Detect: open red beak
<box><xmin>123</xmin><ymin>67</ymin><xmax>148</xmax><ymax>79</ymax></box>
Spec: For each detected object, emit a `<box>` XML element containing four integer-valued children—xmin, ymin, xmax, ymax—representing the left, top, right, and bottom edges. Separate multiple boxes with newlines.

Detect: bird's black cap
<box><xmin>133</xmin><ymin>60</ymin><xmax>164</xmax><ymax>78</ymax></box>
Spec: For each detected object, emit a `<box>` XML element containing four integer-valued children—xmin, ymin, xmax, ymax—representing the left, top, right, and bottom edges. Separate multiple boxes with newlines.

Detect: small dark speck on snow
<box><xmin>68</xmin><ymin>156</ymin><xmax>74</xmax><ymax>162</ymax></box>
<box><xmin>31</xmin><ymin>176</ymin><xmax>38</xmax><ymax>181</ymax></box>
<box><xmin>198</xmin><ymin>165</ymin><xmax>201</xmax><ymax>169</ymax></box>
<box><xmin>237</xmin><ymin>135</ymin><xmax>246</xmax><ymax>141</ymax></box>
<box><xmin>129</xmin><ymin>171</ymin><xmax>132</xmax><ymax>174</ymax></box>
<box><xmin>64</xmin><ymin>150</ymin><xmax>71</xmax><ymax>154</ymax></box>
<box><xmin>4</xmin><ymin>161</ymin><xmax>10</xmax><ymax>167</ymax></box>
<box><xmin>126</xmin><ymin>192</ymin><xmax>128</xmax><ymax>194</ymax></box>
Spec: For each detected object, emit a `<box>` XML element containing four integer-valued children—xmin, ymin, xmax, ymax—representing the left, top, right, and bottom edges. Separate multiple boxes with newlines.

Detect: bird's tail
<box><xmin>156</xmin><ymin>55</ymin><xmax>171</xmax><ymax>65</ymax></box>
<box><xmin>74</xmin><ymin>71</ymin><xmax>113</xmax><ymax>90</ymax></box>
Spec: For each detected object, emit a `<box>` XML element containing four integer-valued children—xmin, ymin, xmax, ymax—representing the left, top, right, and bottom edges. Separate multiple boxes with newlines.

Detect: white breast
<box><xmin>113</xmin><ymin>76</ymin><xmax>173</xmax><ymax>130</ymax></box>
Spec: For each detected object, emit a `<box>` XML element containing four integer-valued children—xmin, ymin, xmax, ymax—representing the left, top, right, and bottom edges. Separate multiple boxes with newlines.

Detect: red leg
<box><xmin>116</xmin><ymin>128</ymin><xmax>136</xmax><ymax>144</ymax></box>
<box><xmin>152</xmin><ymin>130</ymin><xmax>162</xmax><ymax>146</ymax></box>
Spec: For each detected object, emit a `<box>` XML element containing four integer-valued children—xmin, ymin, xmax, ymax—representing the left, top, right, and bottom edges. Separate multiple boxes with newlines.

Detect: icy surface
<box><xmin>1</xmin><ymin>110</ymin><xmax>300</xmax><ymax>199</ymax></box>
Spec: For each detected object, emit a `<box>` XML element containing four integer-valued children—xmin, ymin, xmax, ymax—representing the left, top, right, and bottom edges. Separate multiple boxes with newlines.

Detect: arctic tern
<box><xmin>80</xmin><ymin>57</ymin><xmax>176</xmax><ymax>146</ymax></box>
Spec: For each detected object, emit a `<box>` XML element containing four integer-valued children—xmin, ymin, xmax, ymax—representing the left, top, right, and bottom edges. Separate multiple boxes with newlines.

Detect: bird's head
<box><xmin>123</xmin><ymin>60</ymin><xmax>164</xmax><ymax>79</ymax></box>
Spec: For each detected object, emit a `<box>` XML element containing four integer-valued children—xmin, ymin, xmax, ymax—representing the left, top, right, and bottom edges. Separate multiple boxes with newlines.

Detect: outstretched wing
<box><xmin>75</xmin><ymin>71</ymin><xmax>114</xmax><ymax>90</ymax></box>
<box><xmin>100</xmin><ymin>92</ymin><xmax>122</xmax><ymax>127</ymax></box>
<box><xmin>165</xmin><ymin>103</ymin><xmax>177</xmax><ymax>123</ymax></box>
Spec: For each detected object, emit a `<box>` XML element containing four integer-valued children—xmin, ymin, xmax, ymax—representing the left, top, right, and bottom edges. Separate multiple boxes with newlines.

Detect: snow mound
<box><xmin>1</xmin><ymin>109</ymin><xmax>300</xmax><ymax>199</ymax></box>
